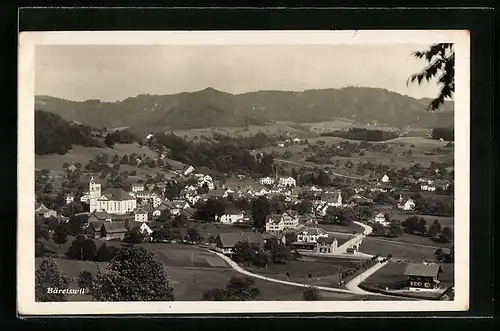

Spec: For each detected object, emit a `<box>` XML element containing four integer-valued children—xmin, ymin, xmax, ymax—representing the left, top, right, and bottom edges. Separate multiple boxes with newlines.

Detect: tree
<box><xmin>416</xmin><ymin>218</ymin><xmax>428</xmax><ymax>236</ymax></box>
<box><xmin>96</xmin><ymin>242</ymin><xmax>117</xmax><ymax>262</ymax></box>
<box><xmin>291</xmin><ymin>168</ymin><xmax>298</xmax><ymax>181</ymax></box>
<box><xmin>439</xmin><ymin>226</ymin><xmax>454</xmax><ymax>243</ymax></box>
<box><xmin>67</xmin><ymin>214</ymin><xmax>88</xmax><ymax>236</ymax></box>
<box><xmin>91</xmin><ymin>246</ymin><xmax>175</xmax><ymax>301</ymax></box>
<box><xmin>264</xmin><ymin>237</ymin><xmax>292</xmax><ymax>264</ymax></box>
<box><xmin>408</xmin><ymin>43</ymin><xmax>454</xmax><ymax>111</ymax></box>
<box><xmin>251</xmin><ymin>196</ymin><xmax>271</xmax><ymax>231</ymax></box>
<box><xmin>427</xmin><ymin>219</ymin><xmax>442</xmax><ymax>238</ymax></box>
<box><xmin>401</xmin><ymin>216</ymin><xmax>420</xmax><ymax>234</ymax></box>
<box><xmin>435</xmin><ymin>248</ymin><xmax>445</xmax><ymax>262</ymax></box>
<box><xmin>123</xmin><ymin>228</ymin><xmax>145</xmax><ymax>245</ymax></box>
<box><xmin>120</xmin><ymin>154</ymin><xmax>130</xmax><ymax>165</ymax></box>
<box><xmin>387</xmin><ymin>221</ymin><xmax>403</xmax><ymax>238</ymax></box>
<box><xmin>302</xmin><ymin>287</ymin><xmax>322</xmax><ymax>301</ymax></box>
<box><xmin>35</xmin><ymin>258</ymin><xmax>71</xmax><ymax>302</ymax></box>
<box><xmin>65</xmin><ymin>235</ymin><xmax>97</xmax><ymax>260</ymax></box>
<box><xmin>202</xmin><ymin>276</ymin><xmax>260</xmax><ymax>301</ymax></box>
<box><xmin>52</xmin><ymin>224</ymin><xmax>68</xmax><ymax>246</ymax></box>
<box><xmin>77</xmin><ymin>270</ymin><xmax>94</xmax><ymax>289</ymax></box>
<box><xmin>104</xmin><ymin>134</ymin><xmax>115</xmax><ymax>148</ymax></box>
<box><xmin>172</xmin><ymin>214</ymin><xmax>189</xmax><ymax>228</ymax></box>
<box><xmin>186</xmin><ymin>227</ymin><xmax>202</xmax><ymax>243</ymax></box>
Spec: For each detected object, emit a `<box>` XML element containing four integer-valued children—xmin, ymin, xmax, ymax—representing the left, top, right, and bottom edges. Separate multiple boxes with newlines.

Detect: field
<box><xmin>36</xmin><ymin>242</ymin><xmax>387</xmax><ymax>301</ymax></box>
<box><xmin>318</xmin><ymin>222</ymin><xmax>365</xmax><ymax>234</ymax></box>
<box><xmin>247</xmin><ymin>256</ymin><xmax>360</xmax><ymax>288</ymax></box>
<box><xmin>358</xmin><ymin>237</ymin><xmax>444</xmax><ymax>261</ymax></box>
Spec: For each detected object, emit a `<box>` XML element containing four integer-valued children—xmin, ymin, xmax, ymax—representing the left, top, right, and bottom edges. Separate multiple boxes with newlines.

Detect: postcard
<box><xmin>18</xmin><ymin>30</ymin><xmax>469</xmax><ymax>315</ymax></box>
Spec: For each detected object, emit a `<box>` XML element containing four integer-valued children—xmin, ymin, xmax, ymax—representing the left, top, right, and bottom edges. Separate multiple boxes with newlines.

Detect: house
<box><xmin>261</xmin><ymin>233</ymin><xmax>287</xmax><ymax>245</ymax></box>
<box><xmin>404</xmin><ymin>262</ymin><xmax>444</xmax><ymax>291</ymax></box>
<box><xmin>145</xmin><ymin>133</ymin><xmax>154</xmax><ymax>140</ymax></box>
<box><xmin>309</xmin><ymin>186</ymin><xmax>323</xmax><ymax>192</ymax></box>
<box><xmin>348</xmin><ymin>194</ymin><xmax>373</xmax><ymax>205</ymax></box>
<box><xmin>181</xmin><ymin>165</ymin><xmax>195</xmax><ymax>177</ymax></box>
<box><xmin>180</xmin><ymin>207</ymin><xmax>197</xmax><ymax>219</ymax></box>
<box><xmin>35</xmin><ymin>203</ymin><xmax>57</xmax><ymax>218</ymax></box>
<box><xmin>254</xmin><ymin>188</ymin><xmax>270</xmax><ymax>196</ymax></box>
<box><xmin>88</xmin><ymin>210</ymin><xmax>112</xmax><ymax>223</ymax></box>
<box><xmin>381</xmin><ymin>174</ymin><xmax>390</xmax><ymax>183</ymax></box>
<box><xmin>214</xmin><ymin>232</ymin><xmax>265</xmax><ymax>255</ymax></box>
<box><xmin>100</xmin><ymin>221</ymin><xmax>128</xmax><ymax>241</ymax></box>
<box><xmin>131</xmin><ymin>222</ymin><xmax>153</xmax><ymax>237</ymax></box>
<box><xmin>374</xmin><ymin>212</ymin><xmax>390</xmax><ymax>227</ymax></box>
<box><xmin>96</xmin><ymin>187</ymin><xmax>137</xmax><ymax>214</ymax></box>
<box><xmin>315</xmin><ymin>237</ymin><xmax>338</xmax><ymax>254</ymax></box>
<box><xmin>398</xmin><ymin>196</ymin><xmax>416</xmax><ymax>211</ymax></box>
<box><xmin>296</xmin><ymin>227</ymin><xmax>329</xmax><ymax>243</ymax></box>
<box><xmin>86</xmin><ymin>221</ymin><xmax>105</xmax><ymax>239</ymax></box>
<box><xmin>163</xmin><ymin>200</ymin><xmax>189</xmax><ymax>216</ymax></box>
<box><xmin>65</xmin><ymin>194</ymin><xmax>74</xmax><ymax>204</ymax></box>
<box><xmin>218</xmin><ymin>205</ymin><xmax>244</xmax><ymax>224</ymax></box>
<box><xmin>259</xmin><ymin>177</ymin><xmax>275</xmax><ymax>186</ymax></box>
<box><xmin>131</xmin><ymin>184</ymin><xmax>145</xmax><ymax>193</ymax></box>
<box><xmin>67</xmin><ymin>164</ymin><xmax>77</xmax><ymax>172</ymax></box>
<box><xmin>265</xmin><ymin>211</ymin><xmax>300</xmax><ymax>234</ymax></box>
<box><xmin>278</xmin><ymin>176</ymin><xmax>296</xmax><ymax>187</ymax></box>
<box><xmin>134</xmin><ymin>209</ymin><xmax>149</xmax><ymax>222</ymax></box>
<box><xmin>80</xmin><ymin>191</ymin><xmax>90</xmax><ymax>203</ymax></box>
<box><xmin>421</xmin><ymin>184</ymin><xmax>437</xmax><ymax>192</ymax></box>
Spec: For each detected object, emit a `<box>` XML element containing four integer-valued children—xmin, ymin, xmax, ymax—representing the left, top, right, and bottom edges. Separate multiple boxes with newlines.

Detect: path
<box><xmin>365</xmin><ymin>237</ymin><xmax>446</xmax><ymax>250</ymax></box>
<box><xmin>345</xmin><ymin>258</ymin><xmax>389</xmax><ymax>295</ymax></box>
<box><xmin>211</xmin><ymin>250</ymin><xmax>352</xmax><ymax>294</ymax></box>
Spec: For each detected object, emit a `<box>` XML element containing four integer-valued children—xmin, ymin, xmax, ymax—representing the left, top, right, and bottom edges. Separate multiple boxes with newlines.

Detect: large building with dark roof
<box><xmin>96</xmin><ymin>187</ymin><xmax>137</xmax><ymax>215</ymax></box>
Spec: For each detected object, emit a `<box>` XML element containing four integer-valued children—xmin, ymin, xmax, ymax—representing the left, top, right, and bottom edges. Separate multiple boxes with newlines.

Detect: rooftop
<box><xmin>404</xmin><ymin>263</ymin><xmax>443</xmax><ymax>277</ymax></box>
<box><xmin>99</xmin><ymin>188</ymin><xmax>136</xmax><ymax>201</ymax></box>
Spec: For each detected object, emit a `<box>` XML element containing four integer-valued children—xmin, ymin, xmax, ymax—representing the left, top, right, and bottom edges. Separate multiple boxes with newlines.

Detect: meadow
<box><xmin>358</xmin><ymin>237</ymin><xmax>443</xmax><ymax>261</ymax></box>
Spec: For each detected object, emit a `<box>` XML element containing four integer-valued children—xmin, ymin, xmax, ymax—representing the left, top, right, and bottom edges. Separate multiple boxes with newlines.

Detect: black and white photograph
<box><xmin>17</xmin><ymin>30</ymin><xmax>470</xmax><ymax>315</ymax></box>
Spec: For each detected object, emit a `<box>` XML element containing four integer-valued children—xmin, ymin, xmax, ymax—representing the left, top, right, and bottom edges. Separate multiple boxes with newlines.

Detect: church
<box><xmin>89</xmin><ymin>177</ymin><xmax>137</xmax><ymax>214</ymax></box>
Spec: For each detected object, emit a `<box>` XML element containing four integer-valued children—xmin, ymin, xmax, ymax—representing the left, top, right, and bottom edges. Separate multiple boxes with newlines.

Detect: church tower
<box><xmin>89</xmin><ymin>176</ymin><xmax>101</xmax><ymax>212</ymax></box>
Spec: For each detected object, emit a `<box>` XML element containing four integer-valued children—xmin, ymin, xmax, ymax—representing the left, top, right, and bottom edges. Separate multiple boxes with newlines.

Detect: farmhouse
<box><xmin>35</xmin><ymin>203</ymin><xmax>58</xmax><ymax>218</ymax></box>
<box><xmin>373</xmin><ymin>212</ymin><xmax>390</xmax><ymax>227</ymax></box>
<box><xmin>88</xmin><ymin>210</ymin><xmax>112</xmax><ymax>223</ymax></box>
<box><xmin>134</xmin><ymin>208</ymin><xmax>149</xmax><ymax>222</ymax></box>
<box><xmin>421</xmin><ymin>184</ymin><xmax>436</xmax><ymax>192</ymax></box>
<box><xmin>265</xmin><ymin>211</ymin><xmax>300</xmax><ymax>234</ymax></box>
<box><xmin>278</xmin><ymin>176</ymin><xmax>296</xmax><ymax>187</ymax></box>
<box><xmin>130</xmin><ymin>222</ymin><xmax>153</xmax><ymax>237</ymax></box>
<box><xmin>214</xmin><ymin>232</ymin><xmax>265</xmax><ymax>255</ymax></box>
<box><xmin>131</xmin><ymin>184</ymin><xmax>145</xmax><ymax>192</ymax></box>
<box><xmin>404</xmin><ymin>262</ymin><xmax>444</xmax><ymax>291</ymax></box>
<box><xmin>259</xmin><ymin>177</ymin><xmax>275</xmax><ymax>186</ymax></box>
<box><xmin>217</xmin><ymin>205</ymin><xmax>244</xmax><ymax>224</ymax></box>
<box><xmin>100</xmin><ymin>222</ymin><xmax>128</xmax><ymax>241</ymax></box>
<box><xmin>398</xmin><ymin>196</ymin><xmax>416</xmax><ymax>211</ymax></box>
<box><xmin>381</xmin><ymin>174</ymin><xmax>390</xmax><ymax>183</ymax></box>
<box><xmin>181</xmin><ymin>165</ymin><xmax>195</xmax><ymax>177</ymax></box>
<box><xmin>65</xmin><ymin>194</ymin><xmax>74</xmax><ymax>204</ymax></box>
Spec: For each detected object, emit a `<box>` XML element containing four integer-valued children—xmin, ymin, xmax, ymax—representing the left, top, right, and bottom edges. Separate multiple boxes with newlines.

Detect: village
<box><xmin>34</xmin><ymin>130</ymin><xmax>455</xmax><ymax>302</ymax></box>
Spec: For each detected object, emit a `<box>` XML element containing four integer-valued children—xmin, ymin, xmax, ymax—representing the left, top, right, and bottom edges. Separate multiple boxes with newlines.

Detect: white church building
<box><xmin>89</xmin><ymin>177</ymin><xmax>137</xmax><ymax>214</ymax></box>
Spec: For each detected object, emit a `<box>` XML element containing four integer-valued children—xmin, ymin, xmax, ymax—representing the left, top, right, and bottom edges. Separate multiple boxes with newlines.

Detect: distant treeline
<box><xmin>432</xmin><ymin>127</ymin><xmax>454</xmax><ymax>141</ymax></box>
<box><xmin>320</xmin><ymin>128</ymin><xmax>399</xmax><ymax>141</ymax></box>
<box><xmin>104</xmin><ymin>129</ymin><xmax>140</xmax><ymax>147</ymax></box>
<box><xmin>35</xmin><ymin>110</ymin><xmax>104</xmax><ymax>155</ymax></box>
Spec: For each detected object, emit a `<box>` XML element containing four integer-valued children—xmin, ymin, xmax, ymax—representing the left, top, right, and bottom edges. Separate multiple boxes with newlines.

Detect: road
<box><xmin>345</xmin><ymin>258</ymin><xmax>388</xmax><ymax>295</ymax></box>
<box><xmin>274</xmin><ymin>158</ymin><xmax>367</xmax><ymax>181</ymax></box>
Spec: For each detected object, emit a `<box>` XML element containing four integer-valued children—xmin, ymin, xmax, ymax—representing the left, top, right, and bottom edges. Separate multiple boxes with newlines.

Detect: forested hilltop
<box><xmin>35</xmin><ymin>86</ymin><xmax>454</xmax><ymax>130</ymax></box>
<box><xmin>35</xmin><ymin>110</ymin><xmax>105</xmax><ymax>155</ymax></box>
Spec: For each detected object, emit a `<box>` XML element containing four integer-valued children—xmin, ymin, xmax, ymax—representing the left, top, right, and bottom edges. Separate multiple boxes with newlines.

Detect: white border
<box><xmin>18</xmin><ymin>30</ymin><xmax>470</xmax><ymax>315</ymax></box>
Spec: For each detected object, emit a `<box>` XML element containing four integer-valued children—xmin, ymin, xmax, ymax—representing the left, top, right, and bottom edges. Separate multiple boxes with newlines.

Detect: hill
<box><xmin>35</xmin><ymin>110</ymin><xmax>104</xmax><ymax>155</ymax></box>
<box><xmin>35</xmin><ymin>87</ymin><xmax>454</xmax><ymax>130</ymax></box>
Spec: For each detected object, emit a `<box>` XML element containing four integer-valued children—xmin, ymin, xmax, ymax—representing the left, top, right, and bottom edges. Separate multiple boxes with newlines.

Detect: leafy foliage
<box><xmin>77</xmin><ymin>270</ymin><xmax>94</xmax><ymax>288</ymax></box>
<box><xmin>320</xmin><ymin>128</ymin><xmax>399</xmax><ymax>141</ymax></box>
<box><xmin>65</xmin><ymin>235</ymin><xmax>97</xmax><ymax>260</ymax></box>
<box><xmin>408</xmin><ymin>43</ymin><xmax>455</xmax><ymax>111</ymax></box>
<box><xmin>251</xmin><ymin>196</ymin><xmax>271</xmax><ymax>231</ymax></box>
<box><xmin>35</xmin><ymin>110</ymin><xmax>103</xmax><ymax>155</ymax></box>
<box><xmin>35</xmin><ymin>258</ymin><xmax>71</xmax><ymax>302</ymax></box>
<box><xmin>202</xmin><ymin>276</ymin><xmax>260</xmax><ymax>301</ymax></box>
<box><xmin>302</xmin><ymin>287</ymin><xmax>323</xmax><ymax>301</ymax></box>
<box><xmin>91</xmin><ymin>246</ymin><xmax>175</xmax><ymax>301</ymax></box>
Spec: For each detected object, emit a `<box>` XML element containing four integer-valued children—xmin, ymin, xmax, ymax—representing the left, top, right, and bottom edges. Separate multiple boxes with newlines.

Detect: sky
<box><xmin>35</xmin><ymin>44</ymin><xmax>441</xmax><ymax>102</ymax></box>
